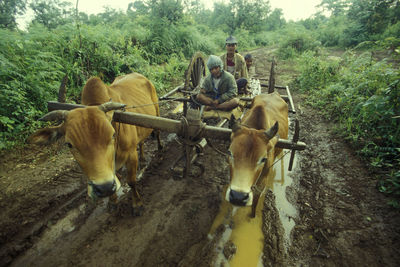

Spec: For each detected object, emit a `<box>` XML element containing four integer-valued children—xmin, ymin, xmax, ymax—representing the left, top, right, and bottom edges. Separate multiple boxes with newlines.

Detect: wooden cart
<box><xmin>48</xmin><ymin>52</ymin><xmax>306</xmax><ymax>178</ymax></box>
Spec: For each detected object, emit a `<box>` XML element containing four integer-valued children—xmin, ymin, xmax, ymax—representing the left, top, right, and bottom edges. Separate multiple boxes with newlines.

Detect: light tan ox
<box><xmin>28</xmin><ymin>73</ymin><xmax>161</xmax><ymax>215</ymax></box>
<box><xmin>227</xmin><ymin>92</ymin><xmax>288</xmax><ymax>217</ymax></box>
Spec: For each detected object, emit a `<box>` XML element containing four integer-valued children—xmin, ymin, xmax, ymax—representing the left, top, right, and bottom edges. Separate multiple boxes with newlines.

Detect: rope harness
<box><xmin>251</xmin><ymin>150</ymin><xmax>291</xmax><ymax>194</ymax></box>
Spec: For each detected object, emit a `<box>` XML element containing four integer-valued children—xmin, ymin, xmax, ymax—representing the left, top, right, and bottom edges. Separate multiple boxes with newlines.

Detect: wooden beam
<box><xmin>46</xmin><ymin>101</ymin><xmax>306</xmax><ymax>150</ymax></box>
<box><xmin>286</xmin><ymin>86</ymin><xmax>296</xmax><ymax>114</ymax></box>
<box><xmin>159</xmin><ymin>84</ymin><xmax>184</xmax><ymax>100</ymax></box>
<box><xmin>268</xmin><ymin>58</ymin><xmax>276</xmax><ymax>93</ymax></box>
<box><xmin>240</xmin><ymin>95</ymin><xmax>289</xmax><ymax>102</ymax></box>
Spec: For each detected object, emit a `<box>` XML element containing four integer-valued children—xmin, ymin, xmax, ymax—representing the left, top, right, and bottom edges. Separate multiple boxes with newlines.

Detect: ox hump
<box><xmin>82</xmin><ymin>77</ymin><xmax>110</xmax><ymax>106</ymax></box>
<box><xmin>243</xmin><ymin>105</ymin><xmax>267</xmax><ymax>130</ymax></box>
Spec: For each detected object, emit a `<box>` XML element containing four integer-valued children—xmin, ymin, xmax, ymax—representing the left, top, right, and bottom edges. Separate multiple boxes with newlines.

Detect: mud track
<box><xmin>0</xmin><ymin>48</ymin><xmax>399</xmax><ymax>267</ymax></box>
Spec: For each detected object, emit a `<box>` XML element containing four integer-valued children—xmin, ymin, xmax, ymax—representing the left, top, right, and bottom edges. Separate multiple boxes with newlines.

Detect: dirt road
<box><xmin>0</xmin><ymin>47</ymin><xmax>399</xmax><ymax>267</ymax></box>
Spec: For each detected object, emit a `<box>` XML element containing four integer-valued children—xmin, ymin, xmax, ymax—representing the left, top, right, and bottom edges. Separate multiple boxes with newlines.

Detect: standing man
<box><xmin>196</xmin><ymin>55</ymin><xmax>239</xmax><ymax>111</ymax></box>
<box><xmin>220</xmin><ymin>36</ymin><xmax>249</xmax><ymax>94</ymax></box>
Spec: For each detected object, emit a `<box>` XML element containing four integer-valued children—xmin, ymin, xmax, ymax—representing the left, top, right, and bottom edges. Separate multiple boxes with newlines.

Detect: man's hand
<box><xmin>211</xmin><ymin>99</ymin><xmax>219</xmax><ymax>108</ymax></box>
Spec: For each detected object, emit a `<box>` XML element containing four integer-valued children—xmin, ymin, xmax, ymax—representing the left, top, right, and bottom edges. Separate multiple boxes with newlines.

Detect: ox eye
<box><xmin>259</xmin><ymin>157</ymin><xmax>267</xmax><ymax>164</ymax></box>
<box><xmin>65</xmin><ymin>142</ymin><xmax>73</xmax><ymax>148</ymax></box>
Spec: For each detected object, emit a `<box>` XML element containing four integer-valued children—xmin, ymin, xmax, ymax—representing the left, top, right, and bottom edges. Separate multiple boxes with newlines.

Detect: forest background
<box><xmin>0</xmin><ymin>0</ymin><xmax>399</xmax><ymax>204</ymax></box>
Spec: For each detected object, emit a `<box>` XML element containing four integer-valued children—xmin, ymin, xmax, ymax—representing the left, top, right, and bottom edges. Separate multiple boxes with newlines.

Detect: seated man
<box><xmin>196</xmin><ymin>55</ymin><xmax>239</xmax><ymax>111</ymax></box>
<box><xmin>220</xmin><ymin>36</ymin><xmax>249</xmax><ymax>94</ymax></box>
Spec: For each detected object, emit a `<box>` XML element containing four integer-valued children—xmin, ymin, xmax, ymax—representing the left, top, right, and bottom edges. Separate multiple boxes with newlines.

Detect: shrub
<box><xmin>295</xmin><ymin>50</ymin><xmax>400</xmax><ymax>206</ymax></box>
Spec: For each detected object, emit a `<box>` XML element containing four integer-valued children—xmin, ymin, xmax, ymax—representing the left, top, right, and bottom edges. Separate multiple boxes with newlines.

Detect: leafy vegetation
<box><xmin>294</xmin><ymin>49</ymin><xmax>400</xmax><ymax>206</ymax></box>
<box><xmin>0</xmin><ymin>0</ymin><xmax>399</xmax><ymax>204</ymax></box>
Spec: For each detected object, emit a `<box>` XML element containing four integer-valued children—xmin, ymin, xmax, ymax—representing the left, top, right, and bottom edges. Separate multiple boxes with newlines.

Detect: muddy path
<box><xmin>0</xmin><ymin>47</ymin><xmax>399</xmax><ymax>267</ymax></box>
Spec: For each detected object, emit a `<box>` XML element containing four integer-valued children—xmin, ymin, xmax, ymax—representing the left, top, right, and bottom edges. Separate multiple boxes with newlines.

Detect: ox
<box><xmin>28</xmin><ymin>73</ymin><xmax>161</xmax><ymax>215</ymax></box>
<box><xmin>227</xmin><ymin>92</ymin><xmax>288</xmax><ymax>217</ymax></box>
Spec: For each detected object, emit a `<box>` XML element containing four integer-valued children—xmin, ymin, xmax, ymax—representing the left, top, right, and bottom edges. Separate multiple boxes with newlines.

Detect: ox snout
<box><xmin>88</xmin><ymin>178</ymin><xmax>121</xmax><ymax>199</ymax></box>
<box><xmin>226</xmin><ymin>188</ymin><xmax>253</xmax><ymax>206</ymax></box>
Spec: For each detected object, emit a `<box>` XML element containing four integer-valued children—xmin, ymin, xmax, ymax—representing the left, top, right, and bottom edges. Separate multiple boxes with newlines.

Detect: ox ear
<box><xmin>264</xmin><ymin>121</ymin><xmax>279</xmax><ymax>139</ymax></box>
<box><xmin>99</xmin><ymin>102</ymin><xmax>126</xmax><ymax>113</ymax></box>
<box><xmin>229</xmin><ymin>114</ymin><xmax>242</xmax><ymax>133</ymax></box>
<box><xmin>27</xmin><ymin>125</ymin><xmax>65</xmax><ymax>145</ymax></box>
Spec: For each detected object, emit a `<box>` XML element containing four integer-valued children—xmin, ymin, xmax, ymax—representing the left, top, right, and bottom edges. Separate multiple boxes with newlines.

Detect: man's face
<box><xmin>226</xmin><ymin>43</ymin><xmax>237</xmax><ymax>54</ymax></box>
<box><xmin>211</xmin><ymin>66</ymin><xmax>221</xmax><ymax>78</ymax></box>
<box><xmin>246</xmin><ymin>59</ymin><xmax>253</xmax><ymax>68</ymax></box>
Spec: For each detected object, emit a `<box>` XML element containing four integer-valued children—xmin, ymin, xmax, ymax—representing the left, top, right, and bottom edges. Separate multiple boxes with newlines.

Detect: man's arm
<box><xmin>218</xmin><ymin>74</ymin><xmax>238</xmax><ymax>103</ymax></box>
<box><xmin>240</xmin><ymin>56</ymin><xmax>249</xmax><ymax>79</ymax></box>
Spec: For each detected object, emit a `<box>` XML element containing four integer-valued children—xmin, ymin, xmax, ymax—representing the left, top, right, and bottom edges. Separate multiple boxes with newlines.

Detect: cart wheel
<box><xmin>184</xmin><ymin>52</ymin><xmax>206</xmax><ymax>91</ymax></box>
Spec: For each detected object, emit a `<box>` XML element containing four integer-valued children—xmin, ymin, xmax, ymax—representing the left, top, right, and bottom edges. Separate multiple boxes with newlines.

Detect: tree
<box><xmin>30</xmin><ymin>0</ymin><xmax>73</xmax><ymax>29</ymax></box>
<box><xmin>147</xmin><ymin>0</ymin><xmax>184</xmax><ymax>24</ymax></box>
<box><xmin>0</xmin><ymin>0</ymin><xmax>27</xmax><ymax>29</ymax></box>
<box><xmin>343</xmin><ymin>0</ymin><xmax>396</xmax><ymax>45</ymax></box>
<box><xmin>318</xmin><ymin>0</ymin><xmax>349</xmax><ymax>16</ymax></box>
<box><xmin>127</xmin><ymin>0</ymin><xmax>150</xmax><ymax>16</ymax></box>
<box><xmin>209</xmin><ymin>2</ymin><xmax>235</xmax><ymax>33</ymax></box>
<box><xmin>266</xmin><ymin>8</ymin><xmax>286</xmax><ymax>31</ymax></box>
<box><xmin>229</xmin><ymin>0</ymin><xmax>271</xmax><ymax>32</ymax></box>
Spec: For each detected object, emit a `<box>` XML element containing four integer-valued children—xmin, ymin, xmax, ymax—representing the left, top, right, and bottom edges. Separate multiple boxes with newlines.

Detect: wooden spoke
<box><xmin>184</xmin><ymin>52</ymin><xmax>206</xmax><ymax>91</ymax></box>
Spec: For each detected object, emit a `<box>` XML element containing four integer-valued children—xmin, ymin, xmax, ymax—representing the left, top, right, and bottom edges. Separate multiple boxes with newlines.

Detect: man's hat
<box><xmin>225</xmin><ymin>35</ymin><xmax>237</xmax><ymax>44</ymax></box>
<box><xmin>207</xmin><ymin>55</ymin><xmax>223</xmax><ymax>71</ymax></box>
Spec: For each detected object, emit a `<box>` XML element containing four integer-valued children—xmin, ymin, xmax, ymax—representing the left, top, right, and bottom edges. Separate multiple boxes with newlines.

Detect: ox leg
<box><xmin>127</xmin><ymin>150</ymin><xmax>144</xmax><ymax>216</ymax></box>
<box><xmin>156</xmin><ymin>130</ymin><xmax>163</xmax><ymax>150</ymax></box>
<box><xmin>138</xmin><ymin>141</ymin><xmax>146</xmax><ymax>168</ymax></box>
<box><xmin>150</xmin><ymin>130</ymin><xmax>163</xmax><ymax>150</ymax></box>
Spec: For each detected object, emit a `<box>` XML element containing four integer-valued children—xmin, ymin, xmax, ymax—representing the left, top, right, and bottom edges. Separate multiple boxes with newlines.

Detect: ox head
<box><xmin>28</xmin><ymin>102</ymin><xmax>126</xmax><ymax>200</ymax></box>
<box><xmin>226</xmin><ymin>121</ymin><xmax>279</xmax><ymax>206</ymax></box>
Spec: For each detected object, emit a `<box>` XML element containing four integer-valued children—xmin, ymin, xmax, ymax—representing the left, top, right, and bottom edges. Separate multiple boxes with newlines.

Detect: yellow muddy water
<box><xmin>209</xmin><ymin>150</ymin><xmax>297</xmax><ymax>266</ymax></box>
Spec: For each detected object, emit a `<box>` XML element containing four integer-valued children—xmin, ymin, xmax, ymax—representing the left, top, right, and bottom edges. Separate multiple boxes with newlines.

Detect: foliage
<box><xmin>295</xmin><ymin>49</ymin><xmax>400</xmax><ymax>205</ymax></box>
<box><xmin>315</xmin><ymin>15</ymin><xmax>348</xmax><ymax>47</ymax></box>
<box><xmin>0</xmin><ymin>0</ymin><xmax>27</xmax><ymax>30</ymax></box>
<box><xmin>30</xmin><ymin>0</ymin><xmax>74</xmax><ymax>30</ymax></box>
<box><xmin>0</xmin><ymin>28</ymin><xmax>64</xmax><ymax>148</ymax></box>
<box><xmin>277</xmin><ymin>25</ymin><xmax>321</xmax><ymax>59</ymax></box>
<box><xmin>0</xmin><ymin>18</ymin><xmax>189</xmax><ymax>149</ymax></box>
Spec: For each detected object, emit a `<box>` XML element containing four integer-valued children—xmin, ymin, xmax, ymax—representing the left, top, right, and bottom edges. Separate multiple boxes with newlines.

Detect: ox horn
<box><xmin>265</xmin><ymin>121</ymin><xmax>279</xmax><ymax>139</ymax></box>
<box><xmin>98</xmin><ymin>102</ymin><xmax>126</xmax><ymax>113</ymax></box>
<box><xmin>230</xmin><ymin>114</ymin><xmax>242</xmax><ymax>133</ymax></box>
<box><xmin>39</xmin><ymin>110</ymin><xmax>69</xmax><ymax>121</ymax></box>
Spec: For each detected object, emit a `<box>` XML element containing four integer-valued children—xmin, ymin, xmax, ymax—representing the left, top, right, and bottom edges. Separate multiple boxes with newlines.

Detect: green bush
<box><xmin>0</xmin><ymin>19</ymin><xmax>189</xmax><ymax>149</ymax></box>
<box><xmin>277</xmin><ymin>25</ymin><xmax>321</xmax><ymax>59</ymax></box>
<box><xmin>295</xmin><ymin>50</ymin><xmax>400</xmax><ymax>206</ymax></box>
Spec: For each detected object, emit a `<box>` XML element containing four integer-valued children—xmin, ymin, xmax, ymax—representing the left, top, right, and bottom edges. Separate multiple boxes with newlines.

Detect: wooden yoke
<box><xmin>47</xmin><ymin>101</ymin><xmax>306</xmax><ymax>151</ymax></box>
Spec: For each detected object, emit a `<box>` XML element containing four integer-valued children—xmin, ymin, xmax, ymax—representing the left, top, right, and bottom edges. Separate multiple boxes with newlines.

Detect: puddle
<box><xmin>209</xmin><ymin>150</ymin><xmax>297</xmax><ymax>266</ymax></box>
<box><xmin>267</xmin><ymin>150</ymin><xmax>297</xmax><ymax>247</ymax></box>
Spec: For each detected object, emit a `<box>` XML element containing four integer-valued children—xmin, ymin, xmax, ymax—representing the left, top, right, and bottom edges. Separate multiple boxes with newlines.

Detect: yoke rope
<box><xmin>251</xmin><ymin>150</ymin><xmax>291</xmax><ymax>194</ymax></box>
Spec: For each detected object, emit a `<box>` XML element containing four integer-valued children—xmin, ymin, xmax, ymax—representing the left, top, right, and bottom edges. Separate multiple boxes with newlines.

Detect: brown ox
<box><xmin>28</xmin><ymin>73</ymin><xmax>161</xmax><ymax>215</ymax></box>
<box><xmin>227</xmin><ymin>92</ymin><xmax>288</xmax><ymax>217</ymax></box>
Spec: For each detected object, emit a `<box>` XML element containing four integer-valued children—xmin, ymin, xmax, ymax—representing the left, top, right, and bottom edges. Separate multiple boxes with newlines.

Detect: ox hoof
<box><xmin>131</xmin><ymin>205</ymin><xmax>144</xmax><ymax>217</ymax></box>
